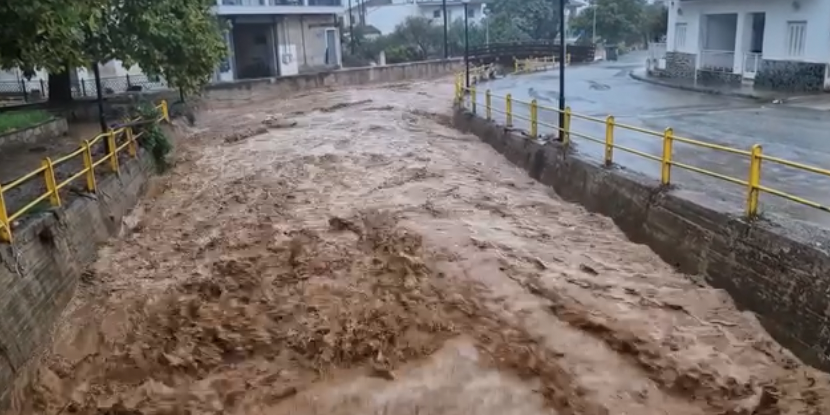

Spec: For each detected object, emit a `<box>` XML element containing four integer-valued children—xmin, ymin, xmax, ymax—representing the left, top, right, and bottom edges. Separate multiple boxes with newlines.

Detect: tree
<box><xmin>643</xmin><ymin>3</ymin><xmax>668</xmax><ymax>42</ymax></box>
<box><xmin>570</xmin><ymin>0</ymin><xmax>647</xmax><ymax>45</ymax></box>
<box><xmin>486</xmin><ymin>0</ymin><xmax>562</xmax><ymax>41</ymax></box>
<box><xmin>0</xmin><ymin>0</ymin><xmax>227</xmax><ymax>103</ymax></box>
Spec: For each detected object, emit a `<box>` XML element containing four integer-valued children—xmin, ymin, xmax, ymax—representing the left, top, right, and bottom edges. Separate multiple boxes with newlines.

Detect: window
<box><xmin>433</xmin><ymin>9</ymin><xmax>441</xmax><ymax>18</ymax></box>
<box><xmin>467</xmin><ymin>8</ymin><xmax>475</xmax><ymax>18</ymax></box>
<box><xmin>674</xmin><ymin>23</ymin><xmax>687</xmax><ymax>51</ymax></box>
<box><xmin>787</xmin><ymin>21</ymin><xmax>807</xmax><ymax>57</ymax></box>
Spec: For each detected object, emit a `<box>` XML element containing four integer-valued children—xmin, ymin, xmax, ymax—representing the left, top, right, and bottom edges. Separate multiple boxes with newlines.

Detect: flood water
<box><xmin>7</xmin><ymin>79</ymin><xmax>830</xmax><ymax>415</ymax></box>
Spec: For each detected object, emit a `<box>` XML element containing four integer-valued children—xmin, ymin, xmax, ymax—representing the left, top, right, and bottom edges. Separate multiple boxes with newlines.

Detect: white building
<box><xmin>214</xmin><ymin>0</ymin><xmax>345</xmax><ymax>81</ymax></box>
<box><xmin>660</xmin><ymin>0</ymin><xmax>830</xmax><ymax>92</ymax></box>
<box><xmin>344</xmin><ymin>0</ymin><xmax>487</xmax><ymax>36</ymax></box>
<box><xmin>0</xmin><ymin>0</ymin><xmax>345</xmax><ymax>97</ymax></box>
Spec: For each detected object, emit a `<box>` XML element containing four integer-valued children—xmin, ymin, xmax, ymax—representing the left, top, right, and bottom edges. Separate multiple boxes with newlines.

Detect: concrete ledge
<box><xmin>629</xmin><ymin>69</ymin><xmax>767</xmax><ymax>101</ymax></box>
<box><xmin>453</xmin><ymin>106</ymin><xmax>830</xmax><ymax>371</ymax></box>
<box><xmin>203</xmin><ymin>59</ymin><xmax>463</xmax><ymax>107</ymax></box>
<box><xmin>0</xmin><ymin>117</ymin><xmax>68</xmax><ymax>149</ymax></box>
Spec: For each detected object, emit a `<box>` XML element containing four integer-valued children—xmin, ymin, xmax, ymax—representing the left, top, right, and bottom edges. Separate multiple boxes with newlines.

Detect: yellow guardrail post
<box><xmin>42</xmin><ymin>157</ymin><xmax>61</xmax><ymax>207</ymax></box>
<box><xmin>0</xmin><ymin>185</ymin><xmax>10</xmax><ymax>242</ymax></box>
<box><xmin>485</xmin><ymin>89</ymin><xmax>492</xmax><ymax>120</ymax></box>
<box><xmin>82</xmin><ymin>140</ymin><xmax>96</xmax><ymax>192</ymax></box>
<box><xmin>514</xmin><ymin>59</ymin><xmax>519</xmax><ymax>73</ymax></box>
<box><xmin>563</xmin><ymin>107</ymin><xmax>572</xmax><ymax>145</ymax></box>
<box><xmin>746</xmin><ymin>144</ymin><xmax>763</xmax><ymax>218</ymax></box>
<box><xmin>530</xmin><ymin>99</ymin><xmax>538</xmax><ymax>138</ymax></box>
<box><xmin>471</xmin><ymin>86</ymin><xmax>477</xmax><ymax>115</ymax></box>
<box><xmin>506</xmin><ymin>94</ymin><xmax>513</xmax><ymax>127</ymax></box>
<box><xmin>661</xmin><ymin>128</ymin><xmax>674</xmax><ymax>186</ymax></box>
<box><xmin>108</xmin><ymin>130</ymin><xmax>119</xmax><ymax>174</ymax></box>
<box><xmin>604</xmin><ymin>116</ymin><xmax>615</xmax><ymax>166</ymax></box>
<box><xmin>127</xmin><ymin>127</ymin><xmax>137</xmax><ymax>157</ymax></box>
<box><xmin>567</xmin><ymin>54</ymin><xmax>571</xmax><ymax>65</ymax></box>
<box><xmin>162</xmin><ymin>100</ymin><xmax>169</xmax><ymax>122</ymax></box>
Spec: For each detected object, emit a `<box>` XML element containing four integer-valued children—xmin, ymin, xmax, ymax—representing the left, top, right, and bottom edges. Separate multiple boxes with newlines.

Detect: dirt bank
<box><xmin>6</xmin><ymin>80</ymin><xmax>830</xmax><ymax>415</ymax></box>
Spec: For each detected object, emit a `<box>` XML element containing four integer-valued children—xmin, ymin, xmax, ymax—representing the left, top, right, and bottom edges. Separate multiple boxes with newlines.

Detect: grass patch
<box><xmin>0</xmin><ymin>110</ymin><xmax>52</xmax><ymax>134</ymax></box>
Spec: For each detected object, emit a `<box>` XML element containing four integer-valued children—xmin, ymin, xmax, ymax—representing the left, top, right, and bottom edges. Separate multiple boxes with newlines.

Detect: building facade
<box><xmin>655</xmin><ymin>0</ymin><xmax>830</xmax><ymax>92</ymax></box>
<box><xmin>215</xmin><ymin>0</ymin><xmax>345</xmax><ymax>81</ymax></box>
<box><xmin>345</xmin><ymin>0</ymin><xmax>487</xmax><ymax>36</ymax></box>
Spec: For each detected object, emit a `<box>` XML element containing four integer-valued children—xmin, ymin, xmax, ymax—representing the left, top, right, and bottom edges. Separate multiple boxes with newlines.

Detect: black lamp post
<box><xmin>463</xmin><ymin>0</ymin><xmax>470</xmax><ymax>87</ymax></box>
<box><xmin>348</xmin><ymin>0</ymin><xmax>355</xmax><ymax>55</ymax></box>
<box><xmin>443</xmin><ymin>0</ymin><xmax>449</xmax><ymax>59</ymax></box>
<box><xmin>558</xmin><ymin>0</ymin><xmax>566</xmax><ymax>137</ymax></box>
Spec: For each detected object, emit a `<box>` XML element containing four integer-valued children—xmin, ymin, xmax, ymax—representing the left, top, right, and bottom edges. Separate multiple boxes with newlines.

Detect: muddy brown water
<box><xmin>6</xmin><ymin>79</ymin><xmax>830</xmax><ymax>415</ymax></box>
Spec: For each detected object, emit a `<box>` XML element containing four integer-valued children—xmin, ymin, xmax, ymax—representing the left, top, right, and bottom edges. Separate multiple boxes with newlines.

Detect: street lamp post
<box><xmin>443</xmin><ymin>0</ymin><xmax>449</xmax><ymax>59</ymax></box>
<box><xmin>591</xmin><ymin>0</ymin><xmax>597</xmax><ymax>43</ymax></box>
<box><xmin>463</xmin><ymin>0</ymin><xmax>470</xmax><ymax>88</ymax></box>
<box><xmin>558</xmin><ymin>0</ymin><xmax>566</xmax><ymax>138</ymax></box>
<box><xmin>348</xmin><ymin>0</ymin><xmax>355</xmax><ymax>55</ymax></box>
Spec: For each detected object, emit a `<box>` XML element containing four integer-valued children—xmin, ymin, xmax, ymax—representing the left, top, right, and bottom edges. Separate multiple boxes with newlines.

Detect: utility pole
<box><xmin>558</xmin><ymin>0</ymin><xmax>566</xmax><ymax>138</ymax></box>
<box><xmin>463</xmin><ymin>0</ymin><xmax>470</xmax><ymax>87</ymax></box>
<box><xmin>443</xmin><ymin>0</ymin><xmax>449</xmax><ymax>58</ymax></box>
<box><xmin>592</xmin><ymin>1</ymin><xmax>597</xmax><ymax>43</ymax></box>
<box><xmin>348</xmin><ymin>0</ymin><xmax>355</xmax><ymax>54</ymax></box>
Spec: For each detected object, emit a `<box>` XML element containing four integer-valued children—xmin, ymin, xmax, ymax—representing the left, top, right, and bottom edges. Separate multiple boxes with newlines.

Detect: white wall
<box><xmin>667</xmin><ymin>0</ymin><xmax>830</xmax><ymax>62</ymax></box>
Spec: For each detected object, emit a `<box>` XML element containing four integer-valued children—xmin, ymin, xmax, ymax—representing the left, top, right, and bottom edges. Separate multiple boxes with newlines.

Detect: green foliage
<box><xmin>0</xmin><ymin>110</ymin><xmax>53</xmax><ymax>134</ymax></box>
<box><xmin>0</xmin><ymin>0</ymin><xmax>227</xmax><ymax>97</ymax></box>
<box><xmin>486</xmin><ymin>0</ymin><xmax>562</xmax><ymax>41</ymax></box>
<box><xmin>569</xmin><ymin>0</ymin><xmax>655</xmax><ymax>45</ymax></box>
<box><xmin>134</xmin><ymin>102</ymin><xmax>172</xmax><ymax>171</ymax></box>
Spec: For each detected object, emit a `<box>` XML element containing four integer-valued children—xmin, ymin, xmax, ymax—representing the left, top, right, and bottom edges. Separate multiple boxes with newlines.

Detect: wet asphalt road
<box><xmin>473</xmin><ymin>51</ymin><xmax>830</xmax><ymax>230</ymax></box>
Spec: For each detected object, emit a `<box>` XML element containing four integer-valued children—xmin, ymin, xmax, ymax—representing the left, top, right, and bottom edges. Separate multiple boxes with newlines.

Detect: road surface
<box><xmin>9</xmin><ymin>78</ymin><xmax>830</xmax><ymax>415</ymax></box>
<box><xmin>478</xmin><ymin>52</ymin><xmax>830</xmax><ymax>229</ymax></box>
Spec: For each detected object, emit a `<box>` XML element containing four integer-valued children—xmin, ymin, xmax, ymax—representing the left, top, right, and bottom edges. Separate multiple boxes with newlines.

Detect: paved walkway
<box><xmin>475</xmin><ymin>52</ymin><xmax>830</xmax><ymax>230</ymax></box>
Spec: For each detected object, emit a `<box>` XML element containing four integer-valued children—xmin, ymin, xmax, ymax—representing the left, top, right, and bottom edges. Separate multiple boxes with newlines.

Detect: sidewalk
<box><xmin>628</xmin><ymin>68</ymin><xmax>808</xmax><ymax>102</ymax></box>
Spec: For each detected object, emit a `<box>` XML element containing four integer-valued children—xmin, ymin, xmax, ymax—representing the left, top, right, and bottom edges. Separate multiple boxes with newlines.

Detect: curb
<box><xmin>628</xmin><ymin>70</ymin><xmax>767</xmax><ymax>101</ymax></box>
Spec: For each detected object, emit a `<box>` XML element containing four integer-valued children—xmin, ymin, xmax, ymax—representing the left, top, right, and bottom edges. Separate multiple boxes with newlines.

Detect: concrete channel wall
<box><xmin>452</xmin><ymin>107</ymin><xmax>830</xmax><ymax>371</ymax></box>
<box><xmin>0</xmin><ymin>58</ymin><xmax>463</xmax><ymax>406</ymax></box>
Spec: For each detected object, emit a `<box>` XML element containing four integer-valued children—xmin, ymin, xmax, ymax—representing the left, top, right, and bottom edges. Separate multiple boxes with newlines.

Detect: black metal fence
<box><xmin>466</xmin><ymin>42</ymin><xmax>596</xmax><ymax>66</ymax></box>
<box><xmin>0</xmin><ymin>74</ymin><xmax>169</xmax><ymax>105</ymax></box>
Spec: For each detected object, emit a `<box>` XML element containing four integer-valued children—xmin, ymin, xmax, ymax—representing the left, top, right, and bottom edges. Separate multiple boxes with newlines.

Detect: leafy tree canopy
<box><xmin>569</xmin><ymin>0</ymin><xmax>660</xmax><ymax>45</ymax></box>
<box><xmin>0</xmin><ymin>0</ymin><xmax>227</xmax><ymax>94</ymax></box>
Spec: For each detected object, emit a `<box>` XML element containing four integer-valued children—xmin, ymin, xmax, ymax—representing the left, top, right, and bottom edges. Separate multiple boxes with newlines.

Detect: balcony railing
<box><xmin>743</xmin><ymin>52</ymin><xmax>762</xmax><ymax>77</ymax></box>
<box><xmin>648</xmin><ymin>42</ymin><xmax>667</xmax><ymax>60</ymax></box>
<box><xmin>699</xmin><ymin>49</ymin><xmax>735</xmax><ymax>72</ymax></box>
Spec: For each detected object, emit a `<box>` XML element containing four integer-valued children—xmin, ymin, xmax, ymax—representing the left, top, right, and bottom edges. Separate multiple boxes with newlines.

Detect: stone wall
<box><xmin>755</xmin><ymin>59</ymin><xmax>825</xmax><ymax>92</ymax></box>
<box><xmin>0</xmin><ymin>118</ymin><xmax>68</xmax><ymax>149</ymax></box>
<box><xmin>696</xmin><ymin>70</ymin><xmax>742</xmax><ymax>85</ymax></box>
<box><xmin>663</xmin><ymin>51</ymin><xmax>697</xmax><ymax>80</ymax></box>
<box><xmin>452</xmin><ymin>106</ymin><xmax>830</xmax><ymax>372</ymax></box>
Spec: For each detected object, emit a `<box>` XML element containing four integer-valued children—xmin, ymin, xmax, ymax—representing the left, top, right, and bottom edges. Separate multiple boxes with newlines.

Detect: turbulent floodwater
<box><xmin>8</xmin><ymin>79</ymin><xmax>830</xmax><ymax>415</ymax></box>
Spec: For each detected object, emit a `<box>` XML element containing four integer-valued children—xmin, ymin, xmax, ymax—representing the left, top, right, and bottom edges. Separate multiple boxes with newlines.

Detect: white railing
<box><xmin>699</xmin><ymin>49</ymin><xmax>735</xmax><ymax>72</ymax></box>
<box><xmin>743</xmin><ymin>52</ymin><xmax>762</xmax><ymax>78</ymax></box>
<box><xmin>648</xmin><ymin>42</ymin><xmax>667</xmax><ymax>60</ymax></box>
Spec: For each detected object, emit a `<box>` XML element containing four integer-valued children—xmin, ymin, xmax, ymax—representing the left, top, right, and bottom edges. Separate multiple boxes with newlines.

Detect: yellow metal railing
<box><xmin>0</xmin><ymin>100</ymin><xmax>170</xmax><ymax>242</ymax></box>
<box><xmin>514</xmin><ymin>55</ymin><xmax>570</xmax><ymax>73</ymax></box>
<box><xmin>456</xmin><ymin>86</ymin><xmax>830</xmax><ymax>219</ymax></box>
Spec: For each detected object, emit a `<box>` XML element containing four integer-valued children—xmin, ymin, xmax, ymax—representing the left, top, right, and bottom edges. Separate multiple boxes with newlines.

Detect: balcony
<box><xmin>215</xmin><ymin>0</ymin><xmax>344</xmax><ymax>15</ymax></box>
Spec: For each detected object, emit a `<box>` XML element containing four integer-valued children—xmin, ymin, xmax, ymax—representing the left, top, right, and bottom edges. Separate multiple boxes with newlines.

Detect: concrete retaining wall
<box><xmin>452</xmin><ymin>107</ymin><xmax>830</xmax><ymax>371</ymax></box>
<box><xmin>0</xmin><ymin>149</ymin><xmax>155</xmax><ymax>405</ymax></box>
<box><xmin>203</xmin><ymin>58</ymin><xmax>463</xmax><ymax>107</ymax></box>
<box><xmin>0</xmin><ymin>118</ymin><xmax>68</xmax><ymax>149</ymax></box>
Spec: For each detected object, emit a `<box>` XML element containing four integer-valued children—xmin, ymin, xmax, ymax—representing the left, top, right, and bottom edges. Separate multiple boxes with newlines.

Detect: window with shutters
<box><xmin>786</xmin><ymin>21</ymin><xmax>806</xmax><ymax>57</ymax></box>
<box><xmin>674</xmin><ymin>23</ymin><xmax>687</xmax><ymax>51</ymax></box>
